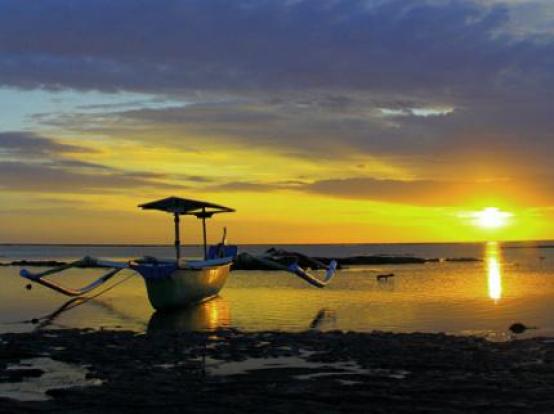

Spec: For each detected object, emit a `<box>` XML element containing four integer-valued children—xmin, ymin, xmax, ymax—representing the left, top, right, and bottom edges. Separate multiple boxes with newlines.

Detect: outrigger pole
<box><xmin>20</xmin><ymin>257</ymin><xmax>129</xmax><ymax>297</ymax></box>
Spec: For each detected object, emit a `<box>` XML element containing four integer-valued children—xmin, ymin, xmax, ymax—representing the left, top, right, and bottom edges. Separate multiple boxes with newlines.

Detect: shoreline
<box><xmin>2</xmin><ymin>328</ymin><xmax>554</xmax><ymax>412</ymax></box>
<box><xmin>0</xmin><ymin>255</ymin><xmax>482</xmax><ymax>268</ymax></box>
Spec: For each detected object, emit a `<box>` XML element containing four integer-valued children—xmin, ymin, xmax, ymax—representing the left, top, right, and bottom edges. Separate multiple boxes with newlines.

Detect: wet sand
<box><xmin>2</xmin><ymin>328</ymin><xmax>554</xmax><ymax>413</ymax></box>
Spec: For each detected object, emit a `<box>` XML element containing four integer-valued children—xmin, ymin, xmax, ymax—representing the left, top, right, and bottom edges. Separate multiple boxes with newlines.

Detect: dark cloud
<box><xmin>300</xmin><ymin>176</ymin><xmax>554</xmax><ymax>207</ymax></box>
<box><xmin>0</xmin><ymin>131</ymin><xmax>95</xmax><ymax>157</ymax></box>
<box><xmin>0</xmin><ymin>131</ymin><xmax>185</xmax><ymax>193</ymax></box>
<box><xmin>197</xmin><ymin>175</ymin><xmax>554</xmax><ymax>207</ymax></box>
<box><xmin>72</xmin><ymin>98</ymin><xmax>413</xmax><ymax>159</ymax></box>
<box><xmin>53</xmin><ymin>159</ymin><xmax>115</xmax><ymax>171</ymax></box>
<box><xmin>0</xmin><ymin>160</ymin><xmax>186</xmax><ymax>193</ymax></box>
<box><xmin>174</xmin><ymin>175</ymin><xmax>216</xmax><ymax>183</ymax></box>
<box><xmin>0</xmin><ymin>0</ymin><xmax>552</xmax><ymax>97</ymax></box>
<box><xmin>32</xmin><ymin>90</ymin><xmax>550</xmax><ymax>179</ymax></box>
<box><xmin>302</xmin><ymin>177</ymin><xmax>472</xmax><ymax>205</ymax></box>
<box><xmin>1</xmin><ymin>0</ymin><xmax>554</xmax><ymax>204</ymax></box>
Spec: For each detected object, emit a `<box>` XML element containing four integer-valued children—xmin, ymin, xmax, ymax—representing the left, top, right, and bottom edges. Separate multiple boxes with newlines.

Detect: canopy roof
<box><xmin>138</xmin><ymin>196</ymin><xmax>235</xmax><ymax>217</ymax></box>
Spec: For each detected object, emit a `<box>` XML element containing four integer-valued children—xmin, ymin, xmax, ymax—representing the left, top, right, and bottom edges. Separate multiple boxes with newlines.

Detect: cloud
<box><xmin>29</xmin><ymin>88</ymin><xmax>553</xmax><ymax>184</ymax></box>
<box><xmin>198</xmin><ymin>175</ymin><xmax>554</xmax><ymax>208</ymax></box>
<box><xmin>475</xmin><ymin>0</ymin><xmax>554</xmax><ymax>38</ymax></box>
<box><xmin>53</xmin><ymin>96</ymin><xmax>458</xmax><ymax>160</ymax></box>
<box><xmin>300</xmin><ymin>176</ymin><xmax>554</xmax><ymax>207</ymax></box>
<box><xmin>0</xmin><ymin>160</ymin><xmax>186</xmax><ymax>193</ymax></box>
<box><xmin>0</xmin><ymin>131</ymin><xmax>185</xmax><ymax>193</ymax></box>
<box><xmin>0</xmin><ymin>131</ymin><xmax>95</xmax><ymax>157</ymax></box>
<box><xmin>379</xmin><ymin>107</ymin><xmax>455</xmax><ymax>118</ymax></box>
<box><xmin>1</xmin><ymin>0</ymin><xmax>554</xmax><ymax>207</ymax></box>
<box><xmin>0</xmin><ymin>0</ymin><xmax>552</xmax><ymax>97</ymax></box>
<box><xmin>206</xmin><ymin>181</ymin><xmax>287</xmax><ymax>193</ymax></box>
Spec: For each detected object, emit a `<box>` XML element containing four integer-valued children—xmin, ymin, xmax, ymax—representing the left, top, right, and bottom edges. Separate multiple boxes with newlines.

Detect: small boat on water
<box><xmin>132</xmin><ymin>196</ymin><xmax>237</xmax><ymax>309</ymax></box>
<box><xmin>20</xmin><ymin>196</ymin><xmax>337</xmax><ymax>311</ymax></box>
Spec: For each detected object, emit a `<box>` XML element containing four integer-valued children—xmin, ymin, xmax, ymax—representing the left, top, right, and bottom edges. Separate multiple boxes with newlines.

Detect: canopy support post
<box><xmin>174</xmin><ymin>213</ymin><xmax>181</xmax><ymax>261</ymax></box>
<box><xmin>201</xmin><ymin>207</ymin><xmax>208</xmax><ymax>260</ymax></box>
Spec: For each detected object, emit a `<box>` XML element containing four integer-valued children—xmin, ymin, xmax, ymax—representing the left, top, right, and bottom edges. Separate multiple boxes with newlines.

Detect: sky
<box><xmin>1</xmin><ymin>0</ymin><xmax>554</xmax><ymax>244</ymax></box>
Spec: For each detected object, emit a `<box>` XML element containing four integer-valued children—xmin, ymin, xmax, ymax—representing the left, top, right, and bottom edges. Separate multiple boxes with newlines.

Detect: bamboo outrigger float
<box><xmin>20</xmin><ymin>196</ymin><xmax>338</xmax><ymax>311</ymax></box>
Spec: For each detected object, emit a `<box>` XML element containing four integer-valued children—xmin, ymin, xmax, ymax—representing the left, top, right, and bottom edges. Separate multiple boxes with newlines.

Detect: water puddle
<box><xmin>295</xmin><ymin>368</ymin><xmax>409</xmax><ymax>381</ymax></box>
<box><xmin>207</xmin><ymin>354</ymin><xmax>321</xmax><ymax>376</ymax></box>
<box><xmin>207</xmin><ymin>351</ymin><xmax>409</xmax><ymax>381</ymax></box>
<box><xmin>0</xmin><ymin>357</ymin><xmax>102</xmax><ymax>401</ymax></box>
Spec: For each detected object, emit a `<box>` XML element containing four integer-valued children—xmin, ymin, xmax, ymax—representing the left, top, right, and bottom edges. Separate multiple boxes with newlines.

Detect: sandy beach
<box><xmin>2</xmin><ymin>328</ymin><xmax>554</xmax><ymax>413</ymax></box>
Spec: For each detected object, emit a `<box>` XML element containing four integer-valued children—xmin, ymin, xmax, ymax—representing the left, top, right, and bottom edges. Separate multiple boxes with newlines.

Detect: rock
<box><xmin>509</xmin><ymin>323</ymin><xmax>537</xmax><ymax>334</ymax></box>
<box><xmin>376</xmin><ymin>273</ymin><xmax>395</xmax><ymax>281</ymax></box>
<box><xmin>231</xmin><ymin>250</ymin><xmax>481</xmax><ymax>271</ymax></box>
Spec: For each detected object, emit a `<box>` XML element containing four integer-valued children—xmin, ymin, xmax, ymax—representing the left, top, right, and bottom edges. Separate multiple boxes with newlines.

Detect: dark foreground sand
<box><xmin>2</xmin><ymin>328</ymin><xmax>554</xmax><ymax>413</ymax></box>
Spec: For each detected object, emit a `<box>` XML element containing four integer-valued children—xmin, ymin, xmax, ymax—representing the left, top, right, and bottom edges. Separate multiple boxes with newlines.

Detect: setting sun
<box><xmin>473</xmin><ymin>208</ymin><xmax>513</xmax><ymax>229</ymax></box>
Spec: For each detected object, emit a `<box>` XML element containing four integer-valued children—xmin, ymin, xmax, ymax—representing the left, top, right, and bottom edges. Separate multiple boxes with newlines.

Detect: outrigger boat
<box><xmin>20</xmin><ymin>197</ymin><xmax>338</xmax><ymax>311</ymax></box>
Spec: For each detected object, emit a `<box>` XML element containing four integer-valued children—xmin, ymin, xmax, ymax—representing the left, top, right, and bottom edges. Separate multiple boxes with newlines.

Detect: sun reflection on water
<box><xmin>486</xmin><ymin>242</ymin><xmax>502</xmax><ymax>302</ymax></box>
<box><xmin>147</xmin><ymin>297</ymin><xmax>231</xmax><ymax>332</ymax></box>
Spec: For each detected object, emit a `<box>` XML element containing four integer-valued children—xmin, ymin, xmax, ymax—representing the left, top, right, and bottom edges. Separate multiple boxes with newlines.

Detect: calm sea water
<box><xmin>1</xmin><ymin>242</ymin><xmax>553</xmax><ymax>340</ymax></box>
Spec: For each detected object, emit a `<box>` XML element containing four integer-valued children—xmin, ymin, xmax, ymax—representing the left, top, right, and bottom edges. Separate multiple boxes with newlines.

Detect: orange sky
<box><xmin>1</xmin><ymin>134</ymin><xmax>551</xmax><ymax>244</ymax></box>
<box><xmin>1</xmin><ymin>0</ymin><xmax>554</xmax><ymax>244</ymax></box>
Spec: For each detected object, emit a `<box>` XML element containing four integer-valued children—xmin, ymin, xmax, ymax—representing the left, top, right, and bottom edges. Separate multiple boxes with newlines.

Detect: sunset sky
<box><xmin>1</xmin><ymin>0</ymin><xmax>554</xmax><ymax>244</ymax></box>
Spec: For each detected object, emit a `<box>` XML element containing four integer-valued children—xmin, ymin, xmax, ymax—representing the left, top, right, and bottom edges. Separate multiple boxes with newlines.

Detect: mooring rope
<box><xmin>22</xmin><ymin>272</ymin><xmax>138</xmax><ymax>330</ymax></box>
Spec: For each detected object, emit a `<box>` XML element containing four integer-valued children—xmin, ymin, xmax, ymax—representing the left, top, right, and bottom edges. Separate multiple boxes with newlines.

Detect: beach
<box><xmin>3</xmin><ymin>328</ymin><xmax>554</xmax><ymax>413</ymax></box>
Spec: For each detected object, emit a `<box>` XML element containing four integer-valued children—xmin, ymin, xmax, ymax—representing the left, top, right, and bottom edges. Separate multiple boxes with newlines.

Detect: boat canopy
<box><xmin>139</xmin><ymin>196</ymin><xmax>235</xmax><ymax>260</ymax></box>
<box><xmin>139</xmin><ymin>196</ymin><xmax>234</xmax><ymax>218</ymax></box>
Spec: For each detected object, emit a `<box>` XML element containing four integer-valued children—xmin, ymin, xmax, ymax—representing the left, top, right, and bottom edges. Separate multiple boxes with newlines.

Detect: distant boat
<box><xmin>20</xmin><ymin>196</ymin><xmax>337</xmax><ymax>310</ymax></box>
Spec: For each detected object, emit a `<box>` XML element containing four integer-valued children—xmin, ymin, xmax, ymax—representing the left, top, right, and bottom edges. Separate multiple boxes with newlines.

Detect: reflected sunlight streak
<box><xmin>486</xmin><ymin>242</ymin><xmax>502</xmax><ymax>302</ymax></box>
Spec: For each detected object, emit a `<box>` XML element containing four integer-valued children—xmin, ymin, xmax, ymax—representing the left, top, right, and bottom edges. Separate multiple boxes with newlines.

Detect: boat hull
<box><xmin>144</xmin><ymin>263</ymin><xmax>231</xmax><ymax>310</ymax></box>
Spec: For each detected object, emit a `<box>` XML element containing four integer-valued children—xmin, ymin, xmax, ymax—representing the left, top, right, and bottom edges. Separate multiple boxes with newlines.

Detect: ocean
<box><xmin>1</xmin><ymin>242</ymin><xmax>553</xmax><ymax>340</ymax></box>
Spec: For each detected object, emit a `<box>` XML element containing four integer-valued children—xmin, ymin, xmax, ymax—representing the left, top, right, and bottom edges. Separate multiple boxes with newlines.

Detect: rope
<box><xmin>29</xmin><ymin>272</ymin><xmax>137</xmax><ymax>330</ymax></box>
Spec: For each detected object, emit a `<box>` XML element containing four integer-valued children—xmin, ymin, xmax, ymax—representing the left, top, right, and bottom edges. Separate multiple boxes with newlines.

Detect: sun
<box><xmin>473</xmin><ymin>207</ymin><xmax>513</xmax><ymax>229</ymax></box>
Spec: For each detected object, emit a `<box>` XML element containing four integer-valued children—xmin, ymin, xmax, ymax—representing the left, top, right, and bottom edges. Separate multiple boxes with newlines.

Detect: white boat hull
<box><xmin>144</xmin><ymin>263</ymin><xmax>231</xmax><ymax>310</ymax></box>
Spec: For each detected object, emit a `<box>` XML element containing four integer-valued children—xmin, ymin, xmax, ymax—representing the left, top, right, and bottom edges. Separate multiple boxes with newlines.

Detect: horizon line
<box><xmin>1</xmin><ymin>239</ymin><xmax>553</xmax><ymax>247</ymax></box>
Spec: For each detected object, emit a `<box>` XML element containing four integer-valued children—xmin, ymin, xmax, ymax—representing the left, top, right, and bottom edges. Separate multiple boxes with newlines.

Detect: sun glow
<box><xmin>473</xmin><ymin>207</ymin><xmax>513</xmax><ymax>229</ymax></box>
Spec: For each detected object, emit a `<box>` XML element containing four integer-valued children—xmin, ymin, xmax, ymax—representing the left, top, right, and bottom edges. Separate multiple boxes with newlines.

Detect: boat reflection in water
<box><xmin>309</xmin><ymin>308</ymin><xmax>336</xmax><ymax>330</ymax></box>
<box><xmin>147</xmin><ymin>296</ymin><xmax>231</xmax><ymax>333</ymax></box>
<box><xmin>486</xmin><ymin>242</ymin><xmax>503</xmax><ymax>302</ymax></box>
